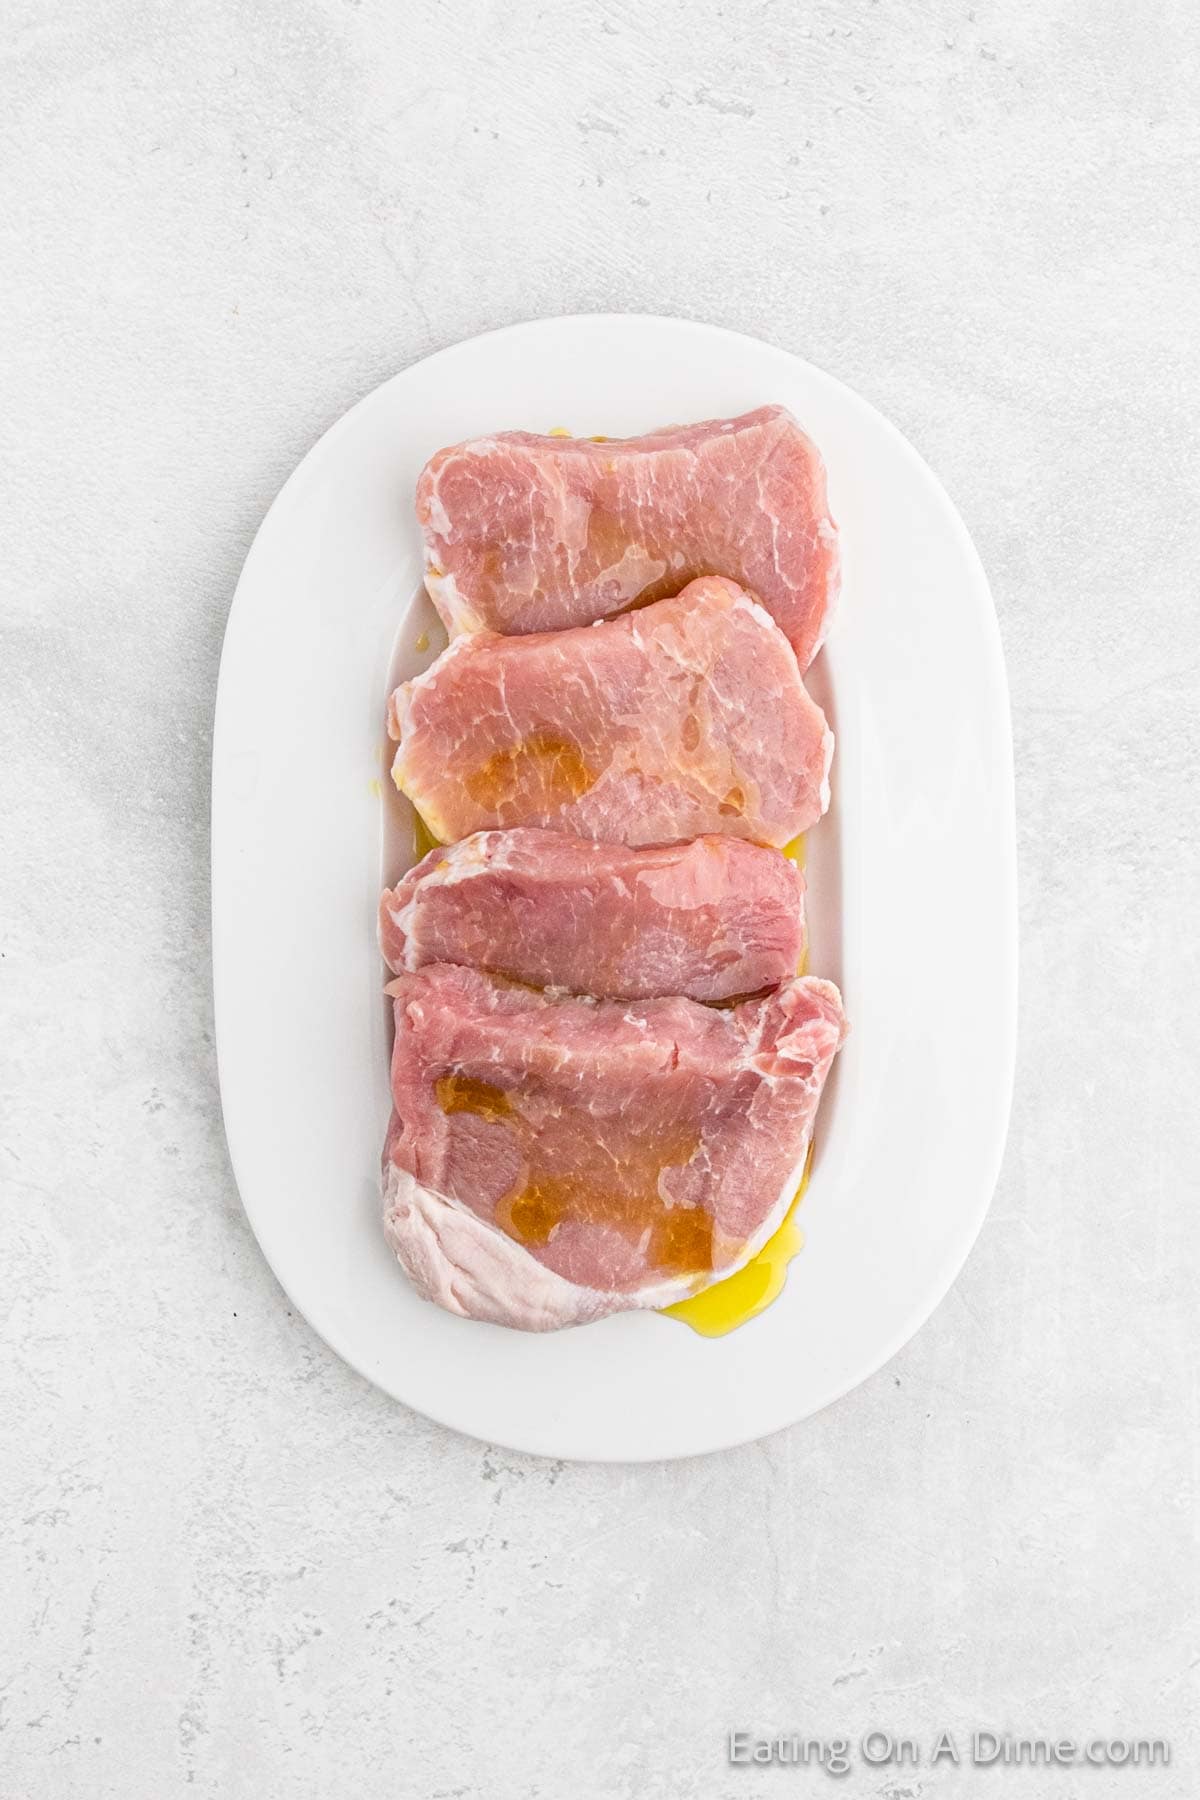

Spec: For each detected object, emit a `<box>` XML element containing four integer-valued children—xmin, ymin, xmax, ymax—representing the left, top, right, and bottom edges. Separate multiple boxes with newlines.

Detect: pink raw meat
<box><xmin>380</xmin><ymin>828</ymin><xmax>806</xmax><ymax>1002</ymax></box>
<box><xmin>388</xmin><ymin>577</ymin><xmax>832</xmax><ymax>848</ymax></box>
<box><xmin>382</xmin><ymin>962</ymin><xmax>847</xmax><ymax>1331</ymax></box>
<box><xmin>417</xmin><ymin>405</ymin><xmax>839</xmax><ymax>667</ymax></box>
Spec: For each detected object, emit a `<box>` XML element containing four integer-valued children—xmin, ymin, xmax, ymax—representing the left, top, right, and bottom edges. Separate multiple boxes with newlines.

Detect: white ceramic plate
<box><xmin>212</xmin><ymin>314</ymin><xmax>1016</xmax><ymax>1461</ymax></box>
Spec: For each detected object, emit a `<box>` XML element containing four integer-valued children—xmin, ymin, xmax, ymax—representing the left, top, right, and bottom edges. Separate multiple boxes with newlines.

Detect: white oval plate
<box><xmin>213</xmin><ymin>314</ymin><xmax>1016</xmax><ymax>1462</ymax></box>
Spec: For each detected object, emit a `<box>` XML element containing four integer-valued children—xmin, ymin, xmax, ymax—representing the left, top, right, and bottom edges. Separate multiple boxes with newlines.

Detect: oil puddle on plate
<box><xmin>661</xmin><ymin>1144</ymin><xmax>812</xmax><ymax>1338</ymax></box>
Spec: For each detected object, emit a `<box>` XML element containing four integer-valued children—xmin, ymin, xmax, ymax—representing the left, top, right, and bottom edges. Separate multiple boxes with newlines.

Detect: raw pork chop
<box><xmin>380</xmin><ymin>828</ymin><xmax>806</xmax><ymax>1002</ymax></box>
<box><xmin>388</xmin><ymin>577</ymin><xmax>832</xmax><ymax>848</ymax></box>
<box><xmin>417</xmin><ymin>405</ymin><xmax>839</xmax><ymax>667</ymax></box>
<box><xmin>382</xmin><ymin>962</ymin><xmax>847</xmax><ymax>1331</ymax></box>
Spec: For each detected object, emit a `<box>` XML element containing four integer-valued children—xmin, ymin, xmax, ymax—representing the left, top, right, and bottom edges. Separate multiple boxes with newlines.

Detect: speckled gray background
<box><xmin>2</xmin><ymin>1</ymin><xmax>1198</xmax><ymax>1796</ymax></box>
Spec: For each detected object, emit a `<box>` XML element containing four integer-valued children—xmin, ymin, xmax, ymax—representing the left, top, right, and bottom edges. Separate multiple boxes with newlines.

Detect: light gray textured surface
<box><xmin>2</xmin><ymin>1</ymin><xmax>1198</xmax><ymax>1796</ymax></box>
